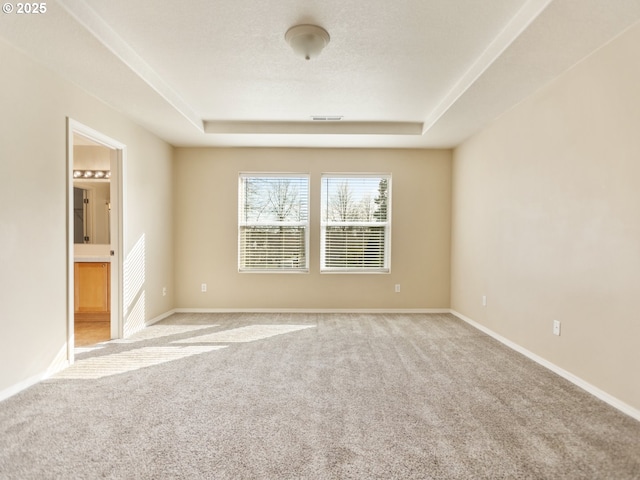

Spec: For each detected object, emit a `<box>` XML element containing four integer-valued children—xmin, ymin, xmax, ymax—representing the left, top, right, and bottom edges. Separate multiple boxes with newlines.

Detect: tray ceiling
<box><xmin>1</xmin><ymin>0</ymin><xmax>639</xmax><ymax>148</ymax></box>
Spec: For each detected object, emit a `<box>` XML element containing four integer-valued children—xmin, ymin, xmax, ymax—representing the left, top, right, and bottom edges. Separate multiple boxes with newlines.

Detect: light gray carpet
<box><xmin>1</xmin><ymin>313</ymin><xmax>639</xmax><ymax>479</ymax></box>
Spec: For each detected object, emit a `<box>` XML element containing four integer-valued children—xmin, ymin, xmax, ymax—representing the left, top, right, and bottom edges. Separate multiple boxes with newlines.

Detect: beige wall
<box><xmin>451</xmin><ymin>22</ymin><xmax>640</xmax><ymax>411</ymax></box>
<box><xmin>0</xmin><ymin>39</ymin><xmax>174</xmax><ymax>397</ymax></box>
<box><xmin>73</xmin><ymin>145</ymin><xmax>111</xmax><ymax>170</ymax></box>
<box><xmin>174</xmin><ymin>148</ymin><xmax>451</xmax><ymax>310</ymax></box>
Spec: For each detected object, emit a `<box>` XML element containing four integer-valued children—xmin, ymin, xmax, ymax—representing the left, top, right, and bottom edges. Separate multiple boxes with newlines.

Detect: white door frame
<box><xmin>67</xmin><ymin>118</ymin><xmax>125</xmax><ymax>363</ymax></box>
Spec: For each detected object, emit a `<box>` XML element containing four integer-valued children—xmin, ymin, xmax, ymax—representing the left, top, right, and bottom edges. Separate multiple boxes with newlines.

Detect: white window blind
<box><xmin>238</xmin><ymin>174</ymin><xmax>309</xmax><ymax>272</ymax></box>
<box><xmin>321</xmin><ymin>175</ymin><xmax>391</xmax><ymax>272</ymax></box>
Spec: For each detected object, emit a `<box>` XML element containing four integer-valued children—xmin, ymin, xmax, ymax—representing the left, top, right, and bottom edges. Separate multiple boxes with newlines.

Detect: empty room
<box><xmin>1</xmin><ymin>0</ymin><xmax>639</xmax><ymax>478</ymax></box>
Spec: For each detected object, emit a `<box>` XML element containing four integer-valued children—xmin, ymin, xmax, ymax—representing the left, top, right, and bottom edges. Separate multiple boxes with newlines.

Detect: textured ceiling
<box><xmin>2</xmin><ymin>0</ymin><xmax>640</xmax><ymax>148</ymax></box>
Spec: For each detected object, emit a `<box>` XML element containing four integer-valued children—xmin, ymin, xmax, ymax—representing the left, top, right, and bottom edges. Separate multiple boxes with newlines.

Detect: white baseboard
<box><xmin>450</xmin><ymin>309</ymin><xmax>640</xmax><ymax>422</ymax></box>
<box><xmin>174</xmin><ymin>308</ymin><xmax>451</xmax><ymax>314</ymax></box>
<box><xmin>0</xmin><ymin>350</ymin><xmax>69</xmax><ymax>403</ymax></box>
<box><xmin>145</xmin><ymin>309</ymin><xmax>177</xmax><ymax>327</ymax></box>
<box><xmin>0</xmin><ymin>372</ymin><xmax>50</xmax><ymax>403</ymax></box>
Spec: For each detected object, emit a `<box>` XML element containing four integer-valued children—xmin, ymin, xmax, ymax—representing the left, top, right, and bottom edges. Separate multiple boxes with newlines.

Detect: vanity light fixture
<box><xmin>73</xmin><ymin>170</ymin><xmax>110</xmax><ymax>179</ymax></box>
<box><xmin>285</xmin><ymin>24</ymin><xmax>330</xmax><ymax>60</ymax></box>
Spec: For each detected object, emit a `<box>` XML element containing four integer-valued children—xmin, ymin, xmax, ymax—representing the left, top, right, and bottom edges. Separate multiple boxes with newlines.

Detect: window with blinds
<box><xmin>321</xmin><ymin>174</ymin><xmax>391</xmax><ymax>272</ymax></box>
<box><xmin>238</xmin><ymin>174</ymin><xmax>309</xmax><ymax>272</ymax></box>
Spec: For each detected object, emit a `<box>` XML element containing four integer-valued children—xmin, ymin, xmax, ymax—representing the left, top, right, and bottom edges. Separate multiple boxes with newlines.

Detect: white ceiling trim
<box><xmin>421</xmin><ymin>0</ymin><xmax>554</xmax><ymax>135</ymax></box>
<box><xmin>204</xmin><ymin>121</ymin><xmax>424</xmax><ymax>135</ymax></box>
<box><xmin>57</xmin><ymin>0</ymin><xmax>203</xmax><ymax>132</ymax></box>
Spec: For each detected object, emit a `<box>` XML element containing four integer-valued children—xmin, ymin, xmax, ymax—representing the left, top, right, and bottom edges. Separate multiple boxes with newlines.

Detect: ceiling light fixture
<box><xmin>285</xmin><ymin>24</ymin><xmax>330</xmax><ymax>61</ymax></box>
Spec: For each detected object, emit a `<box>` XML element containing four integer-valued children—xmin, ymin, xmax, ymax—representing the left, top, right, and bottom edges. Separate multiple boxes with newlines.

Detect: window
<box><xmin>321</xmin><ymin>174</ymin><xmax>391</xmax><ymax>272</ymax></box>
<box><xmin>238</xmin><ymin>174</ymin><xmax>309</xmax><ymax>272</ymax></box>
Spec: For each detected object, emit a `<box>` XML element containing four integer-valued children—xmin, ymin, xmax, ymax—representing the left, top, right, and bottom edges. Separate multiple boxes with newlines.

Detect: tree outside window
<box><xmin>321</xmin><ymin>175</ymin><xmax>391</xmax><ymax>272</ymax></box>
<box><xmin>238</xmin><ymin>175</ymin><xmax>309</xmax><ymax>272</ymax></box>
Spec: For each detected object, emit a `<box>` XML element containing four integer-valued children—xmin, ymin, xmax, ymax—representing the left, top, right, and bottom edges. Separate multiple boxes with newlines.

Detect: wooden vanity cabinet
<box><xmin>74</xmin><ymin>262</ymin><xmax>110</xmax><ymax>314</ymax></box>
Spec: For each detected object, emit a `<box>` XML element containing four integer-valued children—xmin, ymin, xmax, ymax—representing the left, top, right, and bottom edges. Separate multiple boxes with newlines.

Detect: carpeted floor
<box><xmin>1</xmin><ymin>313</ymin><xmax>639</xmax><ymax>479</ymax></box>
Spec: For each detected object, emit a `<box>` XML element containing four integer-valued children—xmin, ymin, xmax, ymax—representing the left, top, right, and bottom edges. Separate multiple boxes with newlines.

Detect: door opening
<box><xmin>67</xmin><ymin>119</ymin><xmax>124</xmax><ymax>363</ymax></box>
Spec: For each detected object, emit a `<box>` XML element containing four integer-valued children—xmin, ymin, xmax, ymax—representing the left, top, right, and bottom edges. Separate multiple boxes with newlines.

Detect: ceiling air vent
<box><xmin>311</xmin><ymin>116</ymin><xmax>343</xmax><ymax>121</ymax></box>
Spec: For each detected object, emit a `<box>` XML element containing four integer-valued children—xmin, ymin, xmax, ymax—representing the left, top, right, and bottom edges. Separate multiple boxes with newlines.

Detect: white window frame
<box><xmin>320</xmin><ymin>173</ymin><xmax>391</xmax><ymax>273</ymax></box>
<box><xmin>238</xmin><ymin>173</ymin><xmax>310</xmax><ymax>273</ymax></box>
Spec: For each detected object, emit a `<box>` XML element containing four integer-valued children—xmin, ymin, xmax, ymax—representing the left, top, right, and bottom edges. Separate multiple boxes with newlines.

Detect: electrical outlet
<box><xmin>162</xmin><ymin>287</ymin><xmax>167</xmax><ymax>297</ymax></box>
<box><xmin>395</xmin><ymin>284</ymin><xmax>401</xmax><ymax>293</ymax></box>
<box><xmin>482</xmin><ymin>295</ymin><xmax>487</xmax><ymax>307</ymax></box>
<box><xmin>201</xmin><ymin>283</ymin><xmax>207</xmax><ymax>292</ymax></box>
<box><xmin>553</xmin><ymin>320</ymin><xmax>561</xmax><ymax>336</ymax></box>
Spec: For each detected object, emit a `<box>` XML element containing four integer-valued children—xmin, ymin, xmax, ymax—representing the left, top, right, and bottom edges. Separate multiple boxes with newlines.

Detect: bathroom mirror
<box><xmin>73</xmin><ymin>139</ymin><xmax>112</xmax><ymax>245</ymax></box>
<box><xmin>73</xmin><ymin>180</ymin><xmax>110</xmax><ymax>244</ymax></box>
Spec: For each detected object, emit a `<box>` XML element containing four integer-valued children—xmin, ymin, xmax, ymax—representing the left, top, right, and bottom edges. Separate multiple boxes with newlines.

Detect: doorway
<box><xmin>67</xmin><ymin>119</ymin><xmax>124</xmax><ymax>362</ymax></box>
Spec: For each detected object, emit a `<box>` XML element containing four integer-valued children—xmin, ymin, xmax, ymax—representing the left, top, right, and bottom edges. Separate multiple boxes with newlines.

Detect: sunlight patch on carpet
<box><xmin>74</xmin><ymin>345</ymin><xmax>106</xmax><ymax>355</ymax></box>
<box><xmin>172</xmin><ymin>324</ymin><xmax>315</xmax><ymax>344</ymax></box>
<box><xmin>54</xmin><ymin>346</ymin><xmax>225</xmax><ymax>379</ymax></box>
<box><xmin>110</xmin><ymin>324</ymin><xmax>217</xmax><ymax>344</ymax></box>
